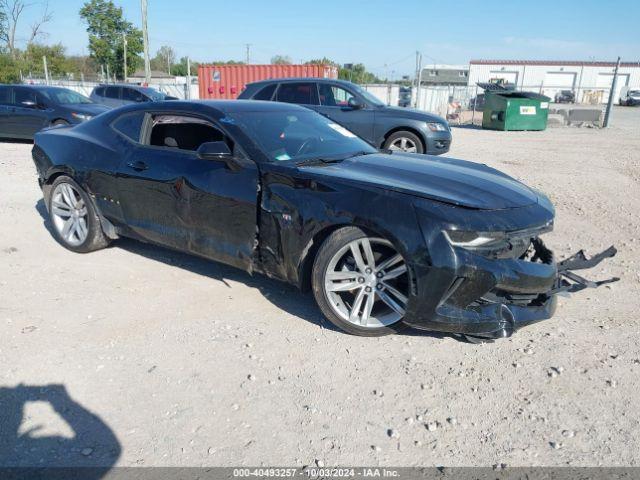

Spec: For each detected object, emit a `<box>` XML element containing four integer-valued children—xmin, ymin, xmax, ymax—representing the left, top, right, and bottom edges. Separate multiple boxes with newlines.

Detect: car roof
<box><xmin>0</xmin><ymin>84</ymin><xmax>72</xmax><ymax>90</ymax></box>
<box><xmin>111</xmin><ymin>99</ymin><xmax>309</xmax><ymax>116</ymax></box>
<box><xmin>245</xmin><ymin>77</ymin><xmax>355</xmax><ymax>88</ymax></box>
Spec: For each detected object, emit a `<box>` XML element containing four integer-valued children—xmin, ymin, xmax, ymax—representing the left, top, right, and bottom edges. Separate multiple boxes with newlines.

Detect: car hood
<box><xmin>377</xmin><ymin>105</ymin><xmax>447</xmax><ymax>123</ymax></box>
<box><xmin>301</xmin><ymin>153</ymin><xmax>539</xmax><ymax>210</ymax></box>
<box><xmin>63</xmin><ymin>103</ymin><xmax>111</xmax><ymax>114</ymax></box>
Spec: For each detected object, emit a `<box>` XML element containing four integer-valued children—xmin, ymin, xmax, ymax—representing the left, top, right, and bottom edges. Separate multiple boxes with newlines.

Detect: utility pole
<box><xmin>122</xmin><ymin>33</ymin><xmax>128</xmax><ymax>81</ymax></box>
<box><xmin>603</xmin><ymin>56</ymin><xmax>621</xmax><ymax>128</ymax></box>
<box><xmin>415</xmin><ymin>52</ymin><xmax>423</xmax><ymax>109</ymax></box>
<box><xmin>43</xmin><ymin>56</ymin><xmax>49</xmax><ymax>85</ymax></box>
<box><xmin>186</xmin><ymin>56</ymin><xmax>191</xmax><ymax>99</ymax></box>
<box><xmin>141</xmin><ymin>0</ymin><xmax>151</xmax><ymax>85</ymax></box>
<box><xmin>245</xmin><ymin>43</ymin><xmax>252</xmax><ymax>64</ymax></box>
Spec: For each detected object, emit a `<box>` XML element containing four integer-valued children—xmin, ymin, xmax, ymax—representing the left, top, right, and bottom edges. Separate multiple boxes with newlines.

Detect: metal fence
<box><xmin>362</xmin><ymin>84</ymin><xmax>613</xmax><ymax>126</ymax></box>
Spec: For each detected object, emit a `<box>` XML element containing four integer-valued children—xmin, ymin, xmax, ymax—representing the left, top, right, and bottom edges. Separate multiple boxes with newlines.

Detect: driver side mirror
<box><xmin>197</xmin><ymin>141</ymin><xmax>242</xmax><ymax>171</ymax></box>
<box><xmin>347</xmin><ymin>97</ymin><xmax>364</xmax><ymax>110</ymax></box>
<box><xmin>197</xmin><ymin>141</ymin><xmax>232</xmax><ymax>158</ymax></box>
<box><xmin>21</xmin><ymin>100</ymin><xmax>38</xmax><ymax>109</ymax></box>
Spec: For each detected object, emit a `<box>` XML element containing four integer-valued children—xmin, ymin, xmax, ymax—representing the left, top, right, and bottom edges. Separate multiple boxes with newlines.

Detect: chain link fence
<box><xmin>362</xmin><ymin>84</ymin><xmax>615</xmax><ymax>126</ymax></box>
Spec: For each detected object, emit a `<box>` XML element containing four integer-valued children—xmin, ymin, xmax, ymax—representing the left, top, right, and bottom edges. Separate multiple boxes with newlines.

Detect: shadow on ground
<box><xmin>35</xmin><ymin>199</ymin><xmax>459</xmax><ymax>341</ymax></box>
<box><xmin>0</xmin><ymin>384</ymin><xmax>120</xmax><ymax>478</ymax></box>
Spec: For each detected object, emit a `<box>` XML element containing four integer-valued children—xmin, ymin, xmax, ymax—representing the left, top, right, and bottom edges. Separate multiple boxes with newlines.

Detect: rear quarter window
<box><xmin>253</xmin><ymin>83</ymin><xmax>277</xmax><ymax>101</ymax></box>
<box><xmin>112</xmin><ymin>112</ymin><xmax>146</xmax><ymax>142</ymax></box>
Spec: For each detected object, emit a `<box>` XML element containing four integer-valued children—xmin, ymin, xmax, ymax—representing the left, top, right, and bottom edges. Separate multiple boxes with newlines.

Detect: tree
<box><xmin>22</xmin><ymin>43</ymin><xmax>75</xmax><ymax>77</ymax></box>
<box><xmin>79</xmin><ymin>0</ymin><xmax>143</xmax><ymax>79</ymax></box>
<box><xmin>305</xmin><ymin>58</ymin><xmax>380</xmax><ymax>84</ymax></box>
<box><xmin>0</xmin><ymin>53</ymin><xmax>20</xmax><ymax>82</ymax></box>
<box><xmin>171</xmin><ymin>56</ymin><xmax>198</xmax><ymax>77</ymax></box>
<box><xmin>150</xmin><ymin>45</ymin><xmax>175</xmax><ymax>74</ymax></box>
<box><xmin>0</xmin><ymin>0</ymin><xmax>52</xmax><ymax>58</ymax></box>
<box><xmin>271</xmin><ymin>54</ymin><xmax>292</xmax><ymax>65</ymax></box>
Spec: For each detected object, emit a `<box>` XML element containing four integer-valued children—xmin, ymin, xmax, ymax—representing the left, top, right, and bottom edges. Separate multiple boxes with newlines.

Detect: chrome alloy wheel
<box><xmin>388</xmin><ymin>137</ymin><xmax>418</xmax><ymax>153</ymax></box>
<box><xmin>51</xmin><ymin>183</ymin><xmax>89</xmax><ymax>247</ymax></box>
<box><xmin>324</xmin><ymin>237</ymin><xmax>409</xmax><ymax>328</ymax></box>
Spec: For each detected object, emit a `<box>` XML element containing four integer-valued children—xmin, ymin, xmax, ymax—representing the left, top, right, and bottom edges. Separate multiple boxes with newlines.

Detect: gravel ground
<box><xmin>0</xmin><ymin>107</ymin><xmax>639</xmax><ymax>468</ymax></box>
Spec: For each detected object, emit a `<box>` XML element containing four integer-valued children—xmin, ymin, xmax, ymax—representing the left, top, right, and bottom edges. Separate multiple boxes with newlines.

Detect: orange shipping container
<box><xmin>198</xmin><ymin>64</ymin><xmax>339</xmax><ymax>100</ymax></box>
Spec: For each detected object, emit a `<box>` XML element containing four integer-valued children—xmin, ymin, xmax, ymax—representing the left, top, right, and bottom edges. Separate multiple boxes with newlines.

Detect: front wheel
<box><xmin>48</xmin><ymin>176</ymin><xmax>109</xmax><ymax>253</ymax></box>
<box><xmin>312</xmin><ymin>227</ymin><xmax>409</xmax><ymax>336</ymax></box>
<box><xmin>383</xmin><ymin>131</ymin><xmax>424</xmax><ymax>154</ymax></box>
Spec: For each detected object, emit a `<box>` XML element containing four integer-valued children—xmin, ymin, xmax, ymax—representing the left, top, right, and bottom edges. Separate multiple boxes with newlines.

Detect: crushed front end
<box><xmin>406</xmin><ymin>200</ymin><xmax>619</xmax><ymax>339</ymax></box>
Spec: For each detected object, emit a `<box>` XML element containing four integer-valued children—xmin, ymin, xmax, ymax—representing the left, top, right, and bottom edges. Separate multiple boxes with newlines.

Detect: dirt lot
<box><xmin>1</xmin><ymin>107</ymin><xmax>639</xmax><ymax>468</ymax></box>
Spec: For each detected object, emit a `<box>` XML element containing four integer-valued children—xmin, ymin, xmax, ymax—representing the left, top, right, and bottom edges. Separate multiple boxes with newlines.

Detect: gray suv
<box><xmin>90</xmin><ymin>84</ymin><xmax>176</xmax><ymax>108</ymax></box>
<box><xmin>238</xmin><ymin>78</ymin><xmax>452</xmax><ymax>155</ymax></box>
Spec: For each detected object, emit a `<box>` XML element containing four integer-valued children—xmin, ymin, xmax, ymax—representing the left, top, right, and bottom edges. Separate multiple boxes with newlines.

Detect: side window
<box><xmin>112</xmin><ymin>112</ymin><xmax>146</xmax><ymax>142</ymax></box>
<box><xmin>318</xmin><ymin>84</ymin><xmax>355</xmax><ymax>107</ymax></box>
<box><xmin>105</xmin><ymin>87</ymin><xmax>120</xmax><ymax>99</ymax></box>
<box><xmin>123</xmin><ymin>88</ymin><xmax>146</xmax><ymax>102</ymax></box>
<box><xmin>276</xmin><ymin>82</ymin><xmax>319</xmax><ymax>105</ymax></box>
<box><xmin>13</xmin><ymin>88</ymin><xmax>38</xmax><ymax>106</ymax></box>
<box><xmin>0</xmin><ymin>87</ymin><xmax>11</xmax><ymax>105</ymax></box>
<box><xmin>94</xmin><ymin>87</ymin><xmax>105</xmax><ymax>97</ymax></box>
<box><xmin>254</xmin><ymin>83</ymin><xmax>277</xmax><ymax>101</ymax></box>
<box><xmin>146</xmin><ymin>114</ymin><xmax>232</xmax><ymax>152</ymax></box>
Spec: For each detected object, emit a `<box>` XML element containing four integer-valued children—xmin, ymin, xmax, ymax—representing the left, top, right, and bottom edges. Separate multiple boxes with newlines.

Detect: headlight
<box><xmin>71</xmin><ymin>112</ymin><xmax>93</xmax><ymax>121</ymax></box>
<box><xmin>444</xmin><ymin>230</ymin><xmax>506</xmax><ymax>248</ymax></box>
<box><xmin>427</xmin><ymin>122</ymin><xmax>447</xmax><ymax>132</ymax></box>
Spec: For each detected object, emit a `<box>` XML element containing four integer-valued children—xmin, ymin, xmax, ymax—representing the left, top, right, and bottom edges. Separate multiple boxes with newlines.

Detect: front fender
<box><xmin>257</xmin><ymin>166</ymin><xmax>426</xmax><ymax>289</ymax></box>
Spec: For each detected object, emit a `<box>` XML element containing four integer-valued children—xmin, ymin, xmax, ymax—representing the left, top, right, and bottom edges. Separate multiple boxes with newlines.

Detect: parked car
<box><xmin>89</xmin><ymin>84</ymin><xmax>177</xmax><ymax>108</ymax></box>
<box><xmin>619</xmin><ymin>86</ymin><xmax>640</xmax><ymax>106</ymax></box>
<box><xmin>554</xmin><ymin>90</ymin><xmax>576</xmax><ymax>103</ymax></box>
<box><xmin>31</xmin><ymin>100</ymin><xmax>618</xmax><ymax>339</ymax></box>
<box><xmin>0</xmin><ymin>84</ymin><xmax>109</xmax><ymax>140</ymax></box>
<box><xmin>238</xmin><ymin>78</ymin><xmax>452</xmax><ymax>155</ymax></box>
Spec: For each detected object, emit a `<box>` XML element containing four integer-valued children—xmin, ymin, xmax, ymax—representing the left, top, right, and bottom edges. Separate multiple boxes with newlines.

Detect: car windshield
<box><xmin>349</xmin><ymin>84</ymin><xmax>385</xmax><ymax>107</ymax></box>
<box><xmin>40</xmin><ymin>88</ymin><xmax>92</xmax><ymax>104</ymax></box>
<box><xmin>229</xmin><ymin>110</ymin><xmax>377</xmax><ymax>163</ymax></box>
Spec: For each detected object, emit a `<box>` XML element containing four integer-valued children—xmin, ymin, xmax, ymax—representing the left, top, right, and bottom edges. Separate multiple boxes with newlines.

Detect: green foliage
<box><xmin>0</xmin><ymin>53</ymin><xmax>21</xmax><ymax>83</ymax></box>
<box><xmin>306</xmin><ymin>58</ymin><xmax>380</xmax><ymax>84</ymax></box>
<box><xmin>79</xmin><ymin>0</ymin><xmax>143</xmax><ymax>79</ymax></box>
<box><xmin>22</xmin><ymin>43</ymin><xmax>76</xmax><ymax>76</ymax></box>
<box><xmin>271</xmin><ymin>55</ymin><xmax>292</xmax><ymax>65</ymax></box>
<box><xmin>171</xmin><ymin>56</ymin><xmax>198</xmax><ymax>76</ymax></box>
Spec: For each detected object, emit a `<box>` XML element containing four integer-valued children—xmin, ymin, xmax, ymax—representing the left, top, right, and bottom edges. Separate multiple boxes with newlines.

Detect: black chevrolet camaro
<box><xmin>31</xmin><ymin>100</ymin><xmax>617</xmax><ymax>339</ymax></box>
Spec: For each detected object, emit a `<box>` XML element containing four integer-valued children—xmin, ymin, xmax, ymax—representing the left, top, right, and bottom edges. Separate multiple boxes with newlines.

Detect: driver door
<box><xmin>9</xmin><ymin>87</ymin><xmax>50</xmax><ymax>138</ymax></box>
<box><xmin>314</xmin><ymin>83</ymin><xmax>375</xmax><ymax>143</ymax></box>
<box><xmin>116</xmin><ymin>112</ymin><xmax>259</xmax><ymax>271</ymax></box>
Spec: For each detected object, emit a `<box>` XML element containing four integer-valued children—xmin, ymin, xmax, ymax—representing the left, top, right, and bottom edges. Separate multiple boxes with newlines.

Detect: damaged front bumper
<box><xmin>404</xmin><ymin>239</ymin><xmax>619</xmax><ymax>339</ymax></box>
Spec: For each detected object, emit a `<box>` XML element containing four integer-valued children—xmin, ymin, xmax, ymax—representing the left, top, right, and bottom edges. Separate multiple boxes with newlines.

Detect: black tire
<box><xmin>48</xmin><ymin>175</ymin><xmax>109</xmax><ymax>253</ymax></box>
<box><xmin>311</xmin><ymin>226</ymin><xmax>407</xmax><ymax>337</ymax></box>
<box><xmin>383</xmin><ymin>130</ymin><xmax>424</xmax><ymax>154</ymax></box>
<box><xmin>51</xmin><ymin>119</ymin><xmax>69</xmax><ymax>127</ymax></box>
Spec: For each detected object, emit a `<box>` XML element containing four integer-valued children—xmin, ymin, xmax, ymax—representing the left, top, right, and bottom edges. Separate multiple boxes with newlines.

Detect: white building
<box><xmin>468</xmin><ymin>59</ymin><xmax>640</xmax><ymax>103</ymax></box>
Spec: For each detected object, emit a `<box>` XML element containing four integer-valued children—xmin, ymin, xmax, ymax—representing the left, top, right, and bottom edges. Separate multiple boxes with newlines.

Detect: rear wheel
<box><xmin>48</xmin><ymin>176</ymin><xmax>109</xmax><ymax>253</ymax></box>
<box><xmin>383</xmin><ymin>131</ymin><xmax>424</xmax><ymax>154</ymax></box>
<box><xmin>312</xmin><ymin>227</ymin><xmax>409</xmax><ymax>336</ymax></box>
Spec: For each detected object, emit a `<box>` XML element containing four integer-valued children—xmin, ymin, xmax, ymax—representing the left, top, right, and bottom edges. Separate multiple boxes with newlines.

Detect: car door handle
<box><xmin>126</xmin><ymin>160</ymin><xmax>148</xmax><ymax>171</ymax></box>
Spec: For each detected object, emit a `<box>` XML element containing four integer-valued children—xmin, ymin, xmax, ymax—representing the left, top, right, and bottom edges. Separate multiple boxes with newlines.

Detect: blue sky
<box><xmin>14</xmin><ymin>0</ymin><xmax>640</xmax><ymax>77</ymax></box>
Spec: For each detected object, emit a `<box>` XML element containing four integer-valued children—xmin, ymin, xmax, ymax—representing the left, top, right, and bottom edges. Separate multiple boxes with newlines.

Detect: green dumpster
<box><xmin>481</xmin><ymin>89</ymin><xmax>551</xmax><ymax>131</ymax></box>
